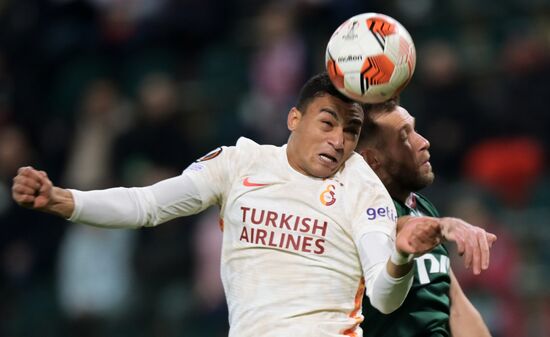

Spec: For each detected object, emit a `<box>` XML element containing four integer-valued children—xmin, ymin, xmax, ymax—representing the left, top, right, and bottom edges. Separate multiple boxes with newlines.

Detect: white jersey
<box><xmin>183</xmin><ymin>137</ymin><xmax>397</xmax><ymax>337</ymax></box>
<box><xmin>69</xmin><ymin>137</ymin><xmax>400</xmax><ymax>337</ymax></box>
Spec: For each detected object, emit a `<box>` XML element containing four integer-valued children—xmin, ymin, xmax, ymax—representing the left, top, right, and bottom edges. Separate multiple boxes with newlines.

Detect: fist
<box><xmin>396</xmin><ymin>216</ymin><xmax>442</xmax><ymax>256</ymax></box>
<box><xmin>12</xmin><ymin>166</ymin><xmax>53</xmax><ymax>210</ymax></box>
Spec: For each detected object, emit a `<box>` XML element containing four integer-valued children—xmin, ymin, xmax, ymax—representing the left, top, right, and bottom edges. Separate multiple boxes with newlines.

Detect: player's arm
<box><xmin>449</xmin><ymin>271</ymin><xmax>492</xmax><ymax>337</ymax></box>
<box><xmin>12</xmin><ymin>165</ymin><xmax>211</xmax><ymax>228</ymax></box>
<box><xmin>12</xmin><ymin>167</ymin><xmax>75</xmax><ymax>218</ymax></box>
<box><xmin>439</xmin><ymin>217</ymin><xmax>497</xmax><ymax>275</ymax></box>
<box><xmin>359</xmin><ymin>216</ymin><xmax>443</xmax><ymax>314</ymax></box>
<box><xmin>391</xmin><ymin>215</ymin><xmax>443</xmax><ymax>272</ymax></box>
<box><xmin>396</xmin><ymin>214</ymin><xmax>497</xmax><ymax>275</ymax></box>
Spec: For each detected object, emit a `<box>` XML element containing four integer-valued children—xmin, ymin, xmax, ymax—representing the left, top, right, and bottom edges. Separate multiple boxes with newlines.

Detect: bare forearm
<box><xmin>450</xmin><ymin>305</ymin><xmax>491</xmax><ymax>337</ymax></box>
<box><xmin>45</xmin><ymin>187</ymin><xmax>75</xmax><ymax>218</ymax></box>
<box><xmin>12</xmin><ymin>166</ymin><xmax>75</xmax><ymax>217</ymax></box>
<box><xmin>449</xmin><ymin>272</ymin><xmax>491</xmax><ymax>337</ymax></box>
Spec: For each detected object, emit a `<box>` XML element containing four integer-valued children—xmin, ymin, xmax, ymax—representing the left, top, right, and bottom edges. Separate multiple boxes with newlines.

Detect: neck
<box><xmin>286</xmin><ymin>134</ymin><xmax>315</xmax><ymax>177</ymax></box>
<box><xmin>385</xmin><ymin>182</ymin><xmax>411</xmax><ymax>204</ymax></box>
<box><xmin>286</xmin><ymin>137</ymin><xmax>306</xmax><ymax>176</ymax></box>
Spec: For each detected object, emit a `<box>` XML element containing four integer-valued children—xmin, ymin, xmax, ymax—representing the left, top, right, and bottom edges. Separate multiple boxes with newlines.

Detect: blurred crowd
<box><xmin>0</xmin><ymin>0</ymin><xmax>549</xmax><ymax>336</ymax></box>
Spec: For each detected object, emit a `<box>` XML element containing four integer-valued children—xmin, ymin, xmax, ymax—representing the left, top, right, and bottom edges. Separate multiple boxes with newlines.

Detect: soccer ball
<box><xmin>325</xmin><ymin>13</ymin><xmax>416</xmax><ymax>103</ymax></box>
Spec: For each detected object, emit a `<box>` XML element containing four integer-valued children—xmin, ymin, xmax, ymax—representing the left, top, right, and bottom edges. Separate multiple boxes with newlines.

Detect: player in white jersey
<box><xmin>11</xmin><ymin>73</ymin><xmax>491</xmax><ymax>337</ymax></box>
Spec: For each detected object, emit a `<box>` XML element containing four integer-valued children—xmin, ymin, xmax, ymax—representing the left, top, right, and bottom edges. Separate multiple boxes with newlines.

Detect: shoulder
<box><xmin>233</xmin><ymin>137</ymin><xmax>281</xmax><ymax>156</ymax></box>
<box><xmin>222</xmin><ymin>137</ymin><xmax>286</xmax><ymax>177</ymax></box>
<box><xmin>233</xmin><ymin>136</ymin><xmax>260</xmax><ymax>153</ymax></box>
<box><xmin>204</xmin><ymin>137</ymin><xmax>278</xmax><ymax>165</ymax></box>
<box><xmin>339</xmin><ymin>153</ymin><xmax>395</xmax><ymax>207</ymax></box>
<box><xmin>235</xmin><ymin>136</ymin><xmax>258</xmax><ymax>149</ymax></box>
<box><xmin>339</xmin><ymin>153</ymin><xmax>397</xmax><ymax>236</ymax></box>
<box><xmin>340</xmin><ymin>153</ymin><xmax>390</xmax><ymax>196</ymax></box>
<box><xmin>341</xmin><ymin>152</ymin><xmax>379</xmax><ymax>182</ymax></box>
<box><xmin>188</xmin><ymin>137</ymin><xmax>272</xmax><ymax>174</ymax></box>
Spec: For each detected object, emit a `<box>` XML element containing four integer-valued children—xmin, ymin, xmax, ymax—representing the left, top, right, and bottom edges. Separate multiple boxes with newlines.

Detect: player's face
<box><xmin>375</xmin><ymin>106</ymin><xmax>434</xmax><ymax>191</ymax></box>
<box><xmin>287</xmin><ymin>94</ymin><xmax>364</xmax><ymax>178</ymax></box>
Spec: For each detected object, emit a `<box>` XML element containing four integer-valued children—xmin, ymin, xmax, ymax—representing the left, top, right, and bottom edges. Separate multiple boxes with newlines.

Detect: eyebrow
<box><xmin>348</xmin><ymin>117</ymin><xmax>363</xmax><ymax>128</ymax></box>
<box><xmin>320</xmin><ymin>108</ymin><xmax>363</xmax><ymax>127</ymax></box>
<box><xmin>320</xmin><ymin>108</ymin><xmax>338</xmax><ymax>120</ymax></box>
<box><xmin>399</xmin><ymin>117</ymin><xmax>416</xmax><ymax>131</ymax></box>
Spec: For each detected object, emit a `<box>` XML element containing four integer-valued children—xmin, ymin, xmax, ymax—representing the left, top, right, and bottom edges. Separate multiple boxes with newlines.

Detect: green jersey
<box><xmin>362</xmin><ymin>193</ymin><xmax>451</xmax><ymax>337</ymax></box>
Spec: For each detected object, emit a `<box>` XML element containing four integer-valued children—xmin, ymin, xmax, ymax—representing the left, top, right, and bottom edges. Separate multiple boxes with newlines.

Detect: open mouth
<box><xmin>319</xmin><ymin>153</ymin><xmax>338</xmax><ymax>164</ymax></box>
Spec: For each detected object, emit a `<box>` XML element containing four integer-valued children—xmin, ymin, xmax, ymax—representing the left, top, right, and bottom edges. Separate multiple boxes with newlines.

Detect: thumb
<box><xmin>487</xmin><ymin>233</ymin><xmax>497</xmax><ymax>247</ymax></box>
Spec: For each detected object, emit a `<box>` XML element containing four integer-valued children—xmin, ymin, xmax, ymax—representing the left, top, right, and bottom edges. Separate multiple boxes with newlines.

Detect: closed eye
<box><xmin>345</xmin><ymin>126</ymin><xmax>360</xmax><ymax>135</ymax></box>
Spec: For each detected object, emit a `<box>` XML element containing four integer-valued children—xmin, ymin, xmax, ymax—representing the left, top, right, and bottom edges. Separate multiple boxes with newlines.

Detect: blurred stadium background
<box><xmin>0</xmin><ymin>1</ymin><xmax>548</xmax><ymax>336</ymax></box>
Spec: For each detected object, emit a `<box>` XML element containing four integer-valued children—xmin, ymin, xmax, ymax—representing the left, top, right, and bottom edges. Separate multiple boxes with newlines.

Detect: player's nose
<box><xmin>416</xmin><ymin>132</ymin><xmax>430</xmax><ymax>151</ymax></box>
<box><xmin>328</xmin><ymin>128</ymin><xmax>345</xmax><ymax>151</ymax></box>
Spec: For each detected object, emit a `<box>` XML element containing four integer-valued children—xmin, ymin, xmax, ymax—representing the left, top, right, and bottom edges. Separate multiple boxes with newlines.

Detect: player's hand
<box><xmin>396</xmin><ymin>216</ymin><xmax>443</xmax><ymax>256</ymax></box>
<box><xmin>12</xmin><ymin>166</ymin><xmax>54</xmax><ymax>210</ymax></box>
<box><xmin>440</xmin><ymin>217</ymin><xmax>497</xmax><ymax>275</ymax></box>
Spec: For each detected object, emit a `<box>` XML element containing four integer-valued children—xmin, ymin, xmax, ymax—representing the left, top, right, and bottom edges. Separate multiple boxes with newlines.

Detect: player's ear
<box><xmin>287</xmin><ymin>107</ymin><xmax>302</xmax><ymax>131</ymax></box>
<box><xmin>359</xmin><ymin>147</ymin><xmax>381</xmax><ymax>170</ymax></box>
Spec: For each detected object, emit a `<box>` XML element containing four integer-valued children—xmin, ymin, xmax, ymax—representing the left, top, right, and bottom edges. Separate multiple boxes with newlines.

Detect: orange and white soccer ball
<box><xmin>326</xmin><ymin>13</ymin><xmax>416</xmax><ymax>103</ymax></box>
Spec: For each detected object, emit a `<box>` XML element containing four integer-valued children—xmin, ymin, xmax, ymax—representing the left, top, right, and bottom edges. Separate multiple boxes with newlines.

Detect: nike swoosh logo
<box><xmin>243</xmin><ymin>177</ymin><xmax>270</xmax><ymax>187</ymax></box>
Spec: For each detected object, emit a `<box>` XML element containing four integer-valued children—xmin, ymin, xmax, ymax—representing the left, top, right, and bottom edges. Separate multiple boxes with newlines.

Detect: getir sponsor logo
<box><xmin>239</xmin><ymin>206</ymin><xmax>328</xmax><ymax>255</ymax></box>
<box><xmin>365</xmin><ymin>206</ymin><xmax>397</xmax><ymax>222</ymax></box>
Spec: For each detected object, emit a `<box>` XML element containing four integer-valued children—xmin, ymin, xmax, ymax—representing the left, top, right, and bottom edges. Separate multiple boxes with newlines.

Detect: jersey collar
<box><xmin>405</xmin><ymin>193</ymin><xmax>417</xmax><ymax>209</ymax></box>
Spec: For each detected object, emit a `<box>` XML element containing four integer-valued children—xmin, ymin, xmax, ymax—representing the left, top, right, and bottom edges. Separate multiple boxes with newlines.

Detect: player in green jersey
<box><xmin>356</xmin><ymin>98</ymin><xmax>493</xmax><ymax>337</ymax></box>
